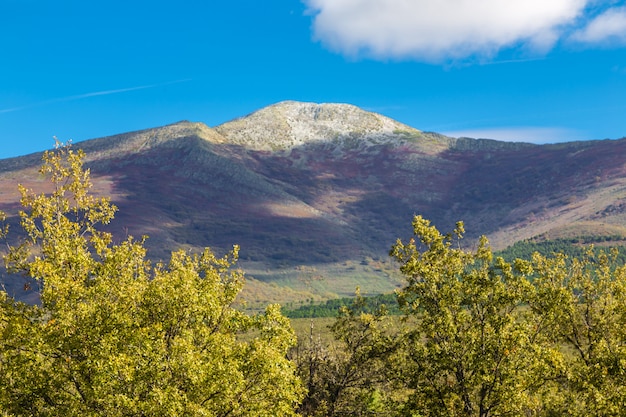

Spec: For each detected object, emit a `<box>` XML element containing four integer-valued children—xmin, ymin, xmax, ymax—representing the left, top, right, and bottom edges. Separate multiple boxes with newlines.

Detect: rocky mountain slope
<box><xmin>2</xmin><ymin>101</ymin><xmax>626</xmax><ymax>305</ymax></box>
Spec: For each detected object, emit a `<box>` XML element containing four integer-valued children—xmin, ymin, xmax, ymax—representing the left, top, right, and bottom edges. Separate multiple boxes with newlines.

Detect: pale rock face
<box><xmin>215</xmin><ymin>101</ymin><xmax>422</xmax><ymax>151</ymax></box>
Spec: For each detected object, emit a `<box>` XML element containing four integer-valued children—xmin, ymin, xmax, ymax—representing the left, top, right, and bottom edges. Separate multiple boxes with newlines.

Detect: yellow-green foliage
<box><xmin>0</xmin><ymin>143</ymin><xmax>304</xmax><ymax>416</ymax></box>
<box><xmin>389</xmin><ymin>215</ymin><xmax>626</xmax><ymax>417</ymax></box>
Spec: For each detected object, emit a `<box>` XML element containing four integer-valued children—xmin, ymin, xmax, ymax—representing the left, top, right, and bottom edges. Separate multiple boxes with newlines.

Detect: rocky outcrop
<box><xmin>215</xmin><ymin>101</ymin><xmax>427</xmax><ymax>151</ymax></box>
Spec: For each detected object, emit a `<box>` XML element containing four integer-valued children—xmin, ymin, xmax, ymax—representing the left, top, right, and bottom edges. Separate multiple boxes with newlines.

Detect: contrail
<box><xmin>0</xmin><ymin>78</ymin><xmax>192</xmax><ymax>114</ymax></box>
<box><xmin>479</xmin><ymin>57</ymin><xmax>547</xmax><ymax>66</ymax></box>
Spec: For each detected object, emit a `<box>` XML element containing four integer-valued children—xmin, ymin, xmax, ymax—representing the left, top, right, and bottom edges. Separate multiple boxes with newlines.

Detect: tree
<box><xmin>528</xmin><ymin>249</ymin><xmax>626</xmax><ymax>416</ymax></box>
<box><xmin>0</xmin><ymin>143</ymin><xmax>304</xmax><ymax>416</ymax></box>
<box><xmin>294</xmin><ymin>290</ymin><xmax>401</xmax><ymax>417</ymax></box>
<box><xmin>389</xmin><ymin>216</ymin><xmax>563</xmax><ymax>417</ymax></box>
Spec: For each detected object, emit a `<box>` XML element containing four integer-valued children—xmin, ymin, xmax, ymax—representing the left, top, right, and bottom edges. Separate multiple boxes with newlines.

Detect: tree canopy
<box><xmin>0</xmin><ymin>144</ymin><xmax>304</xmax><ymax>416</ymax></box>
<box><xmin>386</xmin><ymin>215</ymin><xmax>626</xmax><ymax>416</ymax></box>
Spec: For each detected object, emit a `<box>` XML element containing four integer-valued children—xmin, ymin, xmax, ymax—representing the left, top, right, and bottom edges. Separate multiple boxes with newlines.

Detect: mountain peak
<box><xmin>215</xmin><ymin>101</ymin><xmax>423</xmax><ymax>151</ymax></box>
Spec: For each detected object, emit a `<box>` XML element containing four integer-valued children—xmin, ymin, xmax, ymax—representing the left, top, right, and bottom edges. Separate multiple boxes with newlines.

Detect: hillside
<box><xmin>2</xmin><ymin>101</ymin><xmax>626</xmax><ymax>306</ymax></box>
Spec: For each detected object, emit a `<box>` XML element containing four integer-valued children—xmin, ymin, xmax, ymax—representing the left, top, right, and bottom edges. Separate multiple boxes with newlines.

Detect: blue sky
<box><xmin>2</xmin><ymin>0</ymin><xmax>626</xmax><ymax>159</ymax></box>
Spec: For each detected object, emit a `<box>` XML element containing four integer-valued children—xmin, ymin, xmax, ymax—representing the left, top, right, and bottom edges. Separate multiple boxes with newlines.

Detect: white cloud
<box><xmin>304</xmin><ymin>0</ymin><xmax>626</xmax><ymax>61</ymax></box>
<box><xmin>570</xmin><ymin>6</ymin><xmax>626</xmax><ymax>44</ymax></box>
<box><xmin>443</xmin><ymin>127</ymin><xmax>586</xmax><ymax>144</ymax></box>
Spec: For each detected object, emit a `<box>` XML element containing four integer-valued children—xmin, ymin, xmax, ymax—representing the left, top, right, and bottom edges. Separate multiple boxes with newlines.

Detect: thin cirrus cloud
<box><xmin>303</xmin><ymin>0</ymin><xmax>626</xmax><ymax>61</ymax></box>
<box><xmin>0</xmin><ymin>79</ymin><xmax>192</xmax><ymax>115</ymax></box>
<box><xmin>443</xmin><ymin>127</ymin><xmax>585</xmax><ymax>144</ymax></box>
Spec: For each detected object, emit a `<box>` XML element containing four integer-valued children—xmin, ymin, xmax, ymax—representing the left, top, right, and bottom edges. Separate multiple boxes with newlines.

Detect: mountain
<box><xmin>2</xmin><ymin>101</ymin><xmax>626</xmax><ymax>306</ymax></box>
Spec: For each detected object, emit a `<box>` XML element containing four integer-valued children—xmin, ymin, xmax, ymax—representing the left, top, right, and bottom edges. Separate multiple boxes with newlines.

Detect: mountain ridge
<box><xmin>1</xmin><ymin>101</ymin><xmax>626</xmax><ymax>305</ymax></box>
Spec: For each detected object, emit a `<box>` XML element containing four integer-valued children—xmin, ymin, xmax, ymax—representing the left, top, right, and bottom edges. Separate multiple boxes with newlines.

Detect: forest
<box><xmin>2</xmin><ymin>144</ymin><xmax>626</xmax><ymax>416</ymax></box>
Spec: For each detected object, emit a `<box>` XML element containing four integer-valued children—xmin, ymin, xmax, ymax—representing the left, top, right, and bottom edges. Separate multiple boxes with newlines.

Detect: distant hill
<box><xmin>2</xmin><ymin>101</ymin><xmax>626</xmax><ymax>306</ymax></box>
